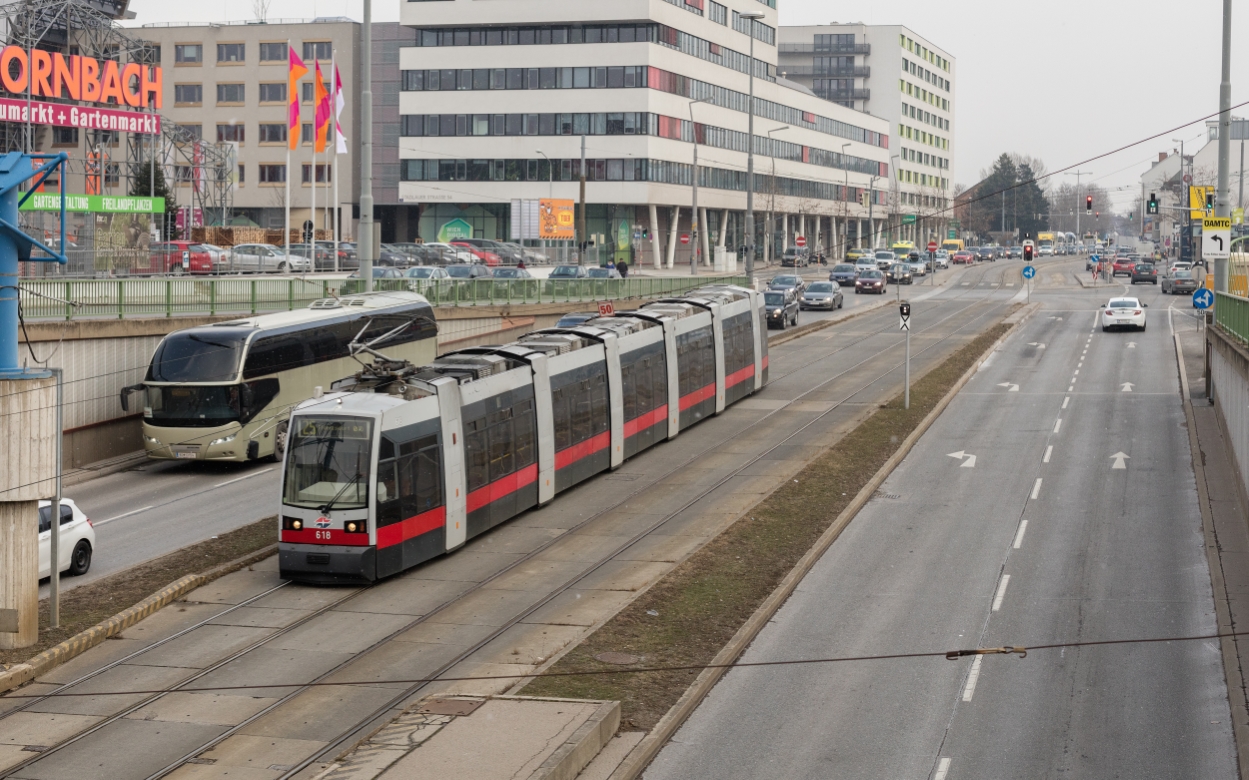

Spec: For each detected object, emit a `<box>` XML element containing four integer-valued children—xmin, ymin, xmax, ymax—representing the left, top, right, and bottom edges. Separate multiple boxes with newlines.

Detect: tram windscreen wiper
<box><xmin>319</xmin><ymin>472</ymin><xmax>363</xmax><ymax>515</ymax></box>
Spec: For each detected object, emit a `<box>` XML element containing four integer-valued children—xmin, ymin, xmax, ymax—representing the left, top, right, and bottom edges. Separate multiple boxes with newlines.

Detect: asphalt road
<box><xmin>44</xmin><ymin>261</ymin><xmax>980</xmax><ymax>597</ymax></box>
<box><xmin>645</xmin><ymin>261</ymin><xmax>1238</xmax><ymax>779</ymax></box>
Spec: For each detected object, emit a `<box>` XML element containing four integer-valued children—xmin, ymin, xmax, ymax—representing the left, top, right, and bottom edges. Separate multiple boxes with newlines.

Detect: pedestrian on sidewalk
<box><xmin>617</xmin><ymin>259</ymin><xmax>629</xmax><ymax>278</ymax></box>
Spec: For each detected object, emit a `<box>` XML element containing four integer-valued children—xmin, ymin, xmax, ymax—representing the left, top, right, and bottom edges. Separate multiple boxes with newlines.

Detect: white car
<box><xmin>425</xmin><ymin>242</ymin><xmax>476</xmax><ymax>263</ymax></box>
<box><xmin>1101</xmin><ymin>297</ymin><xmax>1148</xmax><ymax>332</ymax></box>
<box><xmin>38</xmin><ymin>498</ymin><xmax>94</xmax><ymax>579</ymax></box>
<box><xmin>933</xmin><ymin>250</ymin><xmax>950</xmax><ymax>269</ymax></box>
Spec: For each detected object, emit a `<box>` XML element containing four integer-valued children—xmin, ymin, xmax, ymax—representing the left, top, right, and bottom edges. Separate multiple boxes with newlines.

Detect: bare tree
<box><xmin>253</xmin><ymin>0</ymin><xmax>272</xmax><ymax>22</ymax></box>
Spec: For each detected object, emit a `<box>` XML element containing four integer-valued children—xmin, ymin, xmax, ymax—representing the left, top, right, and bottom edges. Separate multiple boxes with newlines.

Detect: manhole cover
<box><xmin>872</xmin><ymin>491</ymin><xmax>901</xmax><ymax>500</ymax></box>
<box><xmin>595</xmin><ymin>652</ymin><xmax>642</xmax><ymax>665</ymax></box>
<box><xmin>416</xmin><ymin>697</ymin><xmax>486</xmax><ymax>716</ymax></box>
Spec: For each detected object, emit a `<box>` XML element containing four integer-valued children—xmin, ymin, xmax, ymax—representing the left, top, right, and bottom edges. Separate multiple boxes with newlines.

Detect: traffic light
<box><xmin>1147</xmin><ymin>193</ymin><xmax>1159</xmax><ymax>215</ymax></box>
<box><xmin>1206</xmin><ymin>191</ymin><xmax>1215</xmax><ymax>213</ymax></box>
<box><xmin>1086</xmin><ymin>195</ymin><xmax>1093</xmax><ymax>215</ymax></box>
<box><xmin>302</xmin><ymin>219</ymin><xmax>314</xmax><ymax>244</ymax></box>
<box><xmin>899</xmin><ymin>302</ymin><xmax>911</xmax><ymax>319</ymax></box>
<box><xmin>1023</xmin><ymin>244</ymin><xmax>1034</xmax><ymax>262</ymax></box>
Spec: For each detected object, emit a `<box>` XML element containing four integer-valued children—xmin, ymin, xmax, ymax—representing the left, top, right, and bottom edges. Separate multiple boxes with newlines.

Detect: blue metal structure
<box><xmin>0</xmin><ymin>151</ymin><xmax>68</xmax><ymax>379</ymax></box>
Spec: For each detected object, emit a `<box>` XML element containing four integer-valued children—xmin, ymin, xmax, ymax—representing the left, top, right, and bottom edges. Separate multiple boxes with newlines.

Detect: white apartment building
<box><xmin>779</xmin><ymin>24</ymin><xmax>955</xmax><ymax>246</ymax></box>
<box><xmin>398</xmin><ymin>0</ymin><xmax>894</xmax><ymax>267</ymax></box>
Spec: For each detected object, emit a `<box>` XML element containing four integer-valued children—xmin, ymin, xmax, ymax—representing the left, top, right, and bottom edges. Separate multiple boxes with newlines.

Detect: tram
<box><xmin>278</xmin><ymin>285</ymin><xmax>769</xmax><ymax>584</ymax></box>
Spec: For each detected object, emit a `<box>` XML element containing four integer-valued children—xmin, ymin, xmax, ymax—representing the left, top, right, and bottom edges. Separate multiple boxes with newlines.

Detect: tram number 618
<box><xmin>316</xmin><ymin>530</ymin><xmax>333</xmax><ymax>540</ymax></box>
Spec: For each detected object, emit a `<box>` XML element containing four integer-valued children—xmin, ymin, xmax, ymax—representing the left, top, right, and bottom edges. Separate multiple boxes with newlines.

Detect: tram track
<box><xmin>1</xmin><ymin>265</ymin><xmax>1014</xmax><ymax>780</ymax></box>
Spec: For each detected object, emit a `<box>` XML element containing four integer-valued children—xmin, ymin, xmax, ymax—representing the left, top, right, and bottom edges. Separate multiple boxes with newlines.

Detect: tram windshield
<box><xmin>283</xmin><ymin>417</ymin><xmax>374</xmax><ymax>510</ymax></box>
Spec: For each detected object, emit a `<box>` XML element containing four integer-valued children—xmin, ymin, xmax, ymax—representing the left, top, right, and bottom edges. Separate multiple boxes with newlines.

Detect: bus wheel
<box><xmin>273</xmin><ymin>421</ymin><xmax>289</xmax><ymax>462</ymax></box>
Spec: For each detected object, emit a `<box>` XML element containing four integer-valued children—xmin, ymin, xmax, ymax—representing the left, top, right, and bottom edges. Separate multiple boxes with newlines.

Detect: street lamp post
<box><xmin>689</xmin><ymin>96</ymin><xmax>712</xmax><ymax>276</ymax></box>
<box><xmin>841</xmin><ymin>142</ymin><xmax>850</xmax><ymax>262</ymax></box>
<box><xmin>765</xmin><ymin>126</ymin><xmax>788</xmax><ymax>268</ymax></box>
<box><xmin>740</xmin><ymin>11</ymin><xmax>765</xmax><ymax>281</ymax></box>
<box><xmin>868</xmin><ymin>174</ymin><xmax>879</xmax><ymax>249</ymax></box>
<box><xmin>890</xmin><ymin>154</ymin><xmax>901</xmax><ymax>247</ymax></box>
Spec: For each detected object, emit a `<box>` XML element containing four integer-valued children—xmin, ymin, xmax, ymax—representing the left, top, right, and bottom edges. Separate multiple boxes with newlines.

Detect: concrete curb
<box><xmin>529</xmin><ymin>698</ymin><xmax>621</xmax><ymax>780</ymax></box>
<box><xmin>1175</xmin><ymin>333</ymin><xmax>1249</xmax><ymax>779</ymax></box>
<box><xmin>61</xmin><ymin>451</ymin><xmax>147</xmax><ymax>488</ymax></box>
<box><xmin>606</xmin><ymin>305</ymin><xmax>1034</xmax><ymax>780</ymax></box>
<box><xmin>0</xmin><ymin>542</ymin><xmax>278</xmax><ymax>695</ymax></box>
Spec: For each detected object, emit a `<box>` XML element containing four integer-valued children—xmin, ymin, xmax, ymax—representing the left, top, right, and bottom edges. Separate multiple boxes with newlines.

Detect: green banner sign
<box><xmin>902</xmin><ymin>214</ymin><xmax>917</xmax><ymax>225</ymax></box>
<box><xmin>20</xmin><ymin>194</ymin><xmax>165</xmax><ymax>214</ymax></box>
<box><xmin>948</xmin><ymin>229</ymin><xmax>957</xmax><ymax>239</ymax></box>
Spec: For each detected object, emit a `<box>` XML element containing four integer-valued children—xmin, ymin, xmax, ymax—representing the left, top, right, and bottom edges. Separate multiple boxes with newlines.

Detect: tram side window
<box><xmin>623</xmin><ymin>363</ymin><xmax>637</xmax><ymax>421</ymax></box>
<box><xmin>514</xmin><ymin>399</ymin><xmax>536</xmax><ymax>469</ymax></box>
<box><xmin>464</xmin><ymin>417</ymin><xmax>490</xmax><ymax>491</ymax></box>
<box><xmin>391</xmin><ymin>434</ymin><xmax>443</xmax><ymax>517</ymax></box>
<box><xmin>622</xmin><ymin>352</ymin><xmax>664</xmax><ymax>421</ymax></box>
<box><xmin>487</xmin><ymin>407</ymin><xmax>515</xmax><ymax>479</ymax></box>
<box><xmin>552</xmin><ymin>371</ymin><xmax>608</xmax><ymax>450</ymax></box>
<box><xmin>678</xmin><ymin>329</ymin><xmax>713</xmax><ymax>397</ymax></box>
<box><xmin>552</xmin><ymin>386</ymin><xmax>571</xmax><ymax>450</ymax></box>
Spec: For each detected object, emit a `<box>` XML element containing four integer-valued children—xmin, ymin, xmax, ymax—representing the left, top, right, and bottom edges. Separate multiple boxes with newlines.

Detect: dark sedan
<box><xmin>829</xmin><ymin>263</ymin><xmax>858</xmax><ymax>286</ymax></box>
<box><xmin>855</xmin><ymin>269</ymin><xmax>887</xmax><ymax>294</ymax></box>
<box><xmin>799</xmin><ymin>281</ymin><xmax>843</xmax><ymax>311</ymax></box>
<box><xmin>1130</xmin><ymin>262</ymin><xmax>1158</xmax><ymax>285</ymax></box>
<box><xmin>768</xmin><ymin>274</ymin><xmax>807</xmax><ymax>294</ymax></box>
<box><xmin>764</xmin><ymin>289</ymin><xmax>799</xmax><ymax>329</ymax></box>
<box><xmin>887</xmin><ymin>263</ymin><xmax>914</xmax><ymax>285</ymax></box>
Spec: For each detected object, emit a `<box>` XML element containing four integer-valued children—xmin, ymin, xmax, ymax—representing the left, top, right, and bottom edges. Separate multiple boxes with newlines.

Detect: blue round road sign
<box><xmin>1193</xmin><ymin>288</ymin><xmax>1215</xmax><ymax>310</ymax></box>
<box><xmin>1022</xmin><ymin>265</ymin><xmax>1037</xmax><ymax>280</ymax></box>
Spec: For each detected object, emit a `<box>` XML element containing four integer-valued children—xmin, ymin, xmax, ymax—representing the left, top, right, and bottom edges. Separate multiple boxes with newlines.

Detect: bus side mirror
<box><xmin>119</xmin><ymin>383</ymin><xmax>144</xmax><ymax>412</ymax></box>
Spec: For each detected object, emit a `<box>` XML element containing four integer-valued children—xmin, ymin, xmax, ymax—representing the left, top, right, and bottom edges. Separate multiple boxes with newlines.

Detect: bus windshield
<box><xmin>283</xmin><ymin>417</ymin><xmax>374</xmax><ymax>510</ymax></box>
<box><xmin>147</xmin><ymin>330</ymin><xmax>249</xmax><ymax>383</ymax></box>
<box><xmin>146</xmin><ymin>385</ymin><xmax>240</xmax><ymax>427</ymax></box>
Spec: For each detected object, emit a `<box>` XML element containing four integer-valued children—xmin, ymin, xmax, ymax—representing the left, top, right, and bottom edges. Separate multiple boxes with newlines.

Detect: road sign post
<box><xmin>1022</xmin><ymin>264</ymin><xmax>1037</xmax><ymax>304</ymax></box>
<box><xmin>1193</xmin><ymin>288</ymin><xmax>1215</xmax><ymax>310</ymax></box>
<box><xmin>900</xmin><ymin>301</ymin><xmax>912</xmax><ymax>410</ymax></box>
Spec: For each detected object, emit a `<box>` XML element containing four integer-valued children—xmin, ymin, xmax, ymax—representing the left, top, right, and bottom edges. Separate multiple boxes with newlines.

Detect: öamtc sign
<box><xmin>0</xmin><ymin>46</ymin><xmax>162</xmax><ymax>109</ymax></box>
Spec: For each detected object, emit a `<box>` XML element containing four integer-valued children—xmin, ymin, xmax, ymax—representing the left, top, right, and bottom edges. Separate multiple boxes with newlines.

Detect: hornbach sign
<box><xmin>0</xmin><ymin>46</ymin><xmax>163</xmax><ymax>134</ymax></box>
<box><xmin>20</xmin><ymin>194</ymin><xmax>165</xmax><ymax>214</ymax></box>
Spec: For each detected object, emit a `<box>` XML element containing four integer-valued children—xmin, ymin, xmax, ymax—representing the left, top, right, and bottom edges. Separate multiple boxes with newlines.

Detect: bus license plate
<box><xmin>175</xmin><ymin>452</ymin><xmax>198</xmax><ymax>459</ymax></box>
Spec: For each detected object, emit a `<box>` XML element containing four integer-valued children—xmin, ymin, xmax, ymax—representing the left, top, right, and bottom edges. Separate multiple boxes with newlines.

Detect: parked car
<box><xmin>549</xmin><ymin>264</ymin><xmax>590</xmax><ymax>280</ymax></box>
<box><xmin>830</xmin><ymin>263</ymin><xmax>859</xmax><ymax>285</ymax></box>
<box><xmin>148</xmin><ymin>241</ymin><xmax>213</xmax><ymax>275</ymax></box>
<box><xmin>405</xmin><ymin>265</ymin><xmax>450</xmax><ymax>284</ymax></box>
<box><xmin>456</xmin><ymin>237</ymin><xmax>526</xmax><ymax>265</ymax></box>
<box><xmin>855</xmin><ymin>269</ymin><xmax>887</xmax><ymax>294</ymax></box>
<box><xmin>887</xmin><ymin>263</ymin><xmax>914</xmax><ymax>285</ymax></box>
<box><xmin>586</xmin><ymin>267</ymin><xmax>622</xmax><ymax>279</ymax></box>
<box><xmin>339</xmin><ymin>266</ymin><xmax>404</xmax><ymax>294</ymax></box>
<box><xmin>799</xmin><ymin>281</ymin><xmax>843</xmax><ymax>311</ymax></box>
<box><xmin>377</xmin><ymin>244</ymin><xmax>413</xmax><ymax>267</ymax></box>
<box><xmin>780</xmin><ymin>247</ymin><xmax>811</xmax><ymax>268</ymax></box>
<box><xmin>1130</xmin><ymin>262</ymin><xmax>1158</xmax><ymax>284</ymax></box>
<box><xmin>425</xmin><ymin>242</ymin><xmax>476</xmax><ymax>263</ymax></box>
<box><xmin>452</xmin><ymin>241</ymin><xmax>502</xmax><ymax>267</ymax></box>
<box><xmin>446</xmin><ymin>263</ymin><xmax>494</xmax><ymax>279</ymax></box>
<box><xmin>289</xmin><ymin>243</ymin><xmax>336</xmax><ymax>269</ymax></box>
<box><xmin>320</xmin><ymin>241</ymin><xmax>359</xmax><ymax>270</ymax></box>
<box><xmin>764</xmin><ymin>289</ymin><xmax>799</xmax><ymax>329</ymax></box>
<box><xmin>38</xmin><ymin>498</ymin><xmax>94</xmax><ymax>579</ymax></box>
<box><xmin>1101</xmin><ymin>297</ymin><xmax>1147</xmax><ymax>332</ymax></box>
<box><xmin>230</xmin><ymin>243</ymin><xmax>311</xmax><ymax>274</ymax></box>
<box><xmin>768</xmin><ymin>274</ymin><xmax>807</xmax><ymax>295</ymax></box>
<box><xmin>492</xmin><ymin>267</ymin><xmax>533</xmax><ymax>281</ymax></box>
<box><xmin>1162</xmin><ymin>268</ymin><xmax>1199</xmax><ymax>295</ymax></box>
<box><xmin>198</xmin><ymin>243</ymin><xmax>230</xmax><ymax>273</ymax></box>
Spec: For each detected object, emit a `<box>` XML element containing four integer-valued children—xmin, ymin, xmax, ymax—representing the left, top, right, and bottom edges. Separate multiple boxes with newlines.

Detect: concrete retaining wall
<box><xmin>1209</xmin><ymin>324</ymin><xmax>1249</xmax><ymax>503</ymax></box>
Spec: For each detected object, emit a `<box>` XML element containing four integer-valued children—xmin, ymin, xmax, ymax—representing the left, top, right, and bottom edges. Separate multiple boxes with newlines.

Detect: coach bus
<box><xmin>123</xmin><ymin>292</ymin><xmax>438</xmax><ymax>463</ymax></box>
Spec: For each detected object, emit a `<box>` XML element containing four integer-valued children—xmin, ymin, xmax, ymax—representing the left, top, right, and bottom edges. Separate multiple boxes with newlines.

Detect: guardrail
<box><xmin>1216</xmin><ymin>291</ymin><xmax>1249</xmax><ymax>347</ymax></box>
<box><xmin>19</xmin><ymin>274</ymin><xmax>749</xmax><ymax>321</ymax></box>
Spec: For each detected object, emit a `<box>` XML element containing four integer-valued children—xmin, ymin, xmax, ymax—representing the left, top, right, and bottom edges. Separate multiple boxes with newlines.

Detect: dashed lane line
<box><xmin>1031</xmin><ymin>478</ymin><xmax>1043</xmax><ymax>500</ymax></box>
<box><xmin>1013</xmin><ymin>520</ymin><xmax>1029</xmax><ymax>549</ymax></box>
<box><xmin>992</xmin><ymin>574</ymin><xmax>1011</xmax><ymax>611</ymax></box>
<box><xmin>1044</xmin><ymin>445</ymin><xmax>1053</xmax><ymax>463</ymax></box>
<box><xmin>961</xmin><ymin>656</ymin><xmax>984</xmax><ymax>702</ymax></box>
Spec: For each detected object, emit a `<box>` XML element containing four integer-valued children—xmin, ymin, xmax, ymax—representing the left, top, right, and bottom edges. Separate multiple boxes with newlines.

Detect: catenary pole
<box><xmin>360</xmin><ymin>0</ymin><xmax>375</xmax><ymax>292</ymax></box>
<box><xmin>1216</xmin><ymin>0</ymin><xmax>1232</xmax><ymax>292</ymax></box>
<box><xmin>285</xmin><ymin>38</ymin><xmax>292</xmax><ymax>265</ymax></box>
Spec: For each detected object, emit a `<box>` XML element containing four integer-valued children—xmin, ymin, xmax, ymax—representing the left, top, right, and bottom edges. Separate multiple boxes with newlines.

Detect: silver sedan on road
<box><xmin>799</xmin><ymin>281</ymin><xmax>844</xmax><ymax>311</ymax></box>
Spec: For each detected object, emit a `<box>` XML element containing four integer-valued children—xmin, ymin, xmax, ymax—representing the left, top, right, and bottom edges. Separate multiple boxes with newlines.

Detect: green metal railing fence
<box><xmin>1216</xmin><ymin>291</ymin><xmax>1249</xmax><ymax>346</ymax></box>
<box><xmin>19</xmin><ymin>275</ymin><xmax>750</xmax><ymax>321</ymax></box>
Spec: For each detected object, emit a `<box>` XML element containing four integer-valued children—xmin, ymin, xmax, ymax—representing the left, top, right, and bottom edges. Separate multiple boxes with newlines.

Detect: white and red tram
<box><xmin>278</xmin><ymin>285</ymin><xmax>769</xmax><ymax>583</ymax></box>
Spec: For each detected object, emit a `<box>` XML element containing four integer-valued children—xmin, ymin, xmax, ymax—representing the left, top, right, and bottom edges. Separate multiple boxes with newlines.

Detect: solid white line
<box><xmin>96</xmin><ymin>506</ymin><xmax>153</xmax><ymax>526</ymax></box>
<box><xmin>1031</xmin><ymin>478</ymin><xmax>1043</xmax><ymax>500</ymax></box>
<box><xmin>962</xmin><ymin>656</ymin><xmax>984</xmax><ymax>701</ymax></box>
<box><xmin>1044</xmin><ymin>445</ymin><xmax>1053</xmax><ymax>463</ymax></box>
<box><xmin>1053</xmin><ymin>418</ymin><xmax>1062</xmax><ymax>434</ymax></box>
<box><xmin>1062</xmin><ymin>396</ymin><xmax>1070</xmax><ymax>409</ymax></box>
<box><xmin>1093</xmin><ymin>310</ymin><xmax>1099</xmax><ymax>328</ymax></box>
<box><xmin>992</xmin><ymin>574</ymin><xmax>1011</xmax><ymax>611</ymax></box>
<box><xmin>214</xmin><ymin>467</ymin><xmax>273</xmax><ymax>488</ymax></box>
<box><xmin>934</xmin><ymin>757</ymin><xmax>953</xmax><ymax>780</ymax></box>
<box><xmin>1013</xmin><ymin>520</ymin><xmax>1029</xmax><ymax>549</ymax></box>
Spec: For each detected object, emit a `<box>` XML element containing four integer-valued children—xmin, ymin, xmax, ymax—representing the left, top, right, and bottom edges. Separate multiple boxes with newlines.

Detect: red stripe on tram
<box><xmin>624</xmin><ymin>404</ymin><xmax>669</xmax><ymax>438</ymax></box>
<box><xmin>377</xmin><ymin>506</ymin><xmax>447</xmax><ymax>549</ymax></box>
<box><xmin>466</xmin><ymin>463</ymin><xmax>539</xmax><ymax>514</ymax></box>
<box><xmin>726</xmin><ymin>363</ymin><xmax>755</xmax><ymax>389</ymax></box>
<box><xmin>281</xmin><ymin>527</ymin><xmax>372</xmax><ymax>547</ymax></box>
<box><xmin>555</xmin><ymin>431</ymin><xmax>611</xmax><ymax>470</ymax></box>
<box><xmin>763</xmin><ymin>355</ymin><xmax>770</xmax><ymax>370</ymax></box>
<box><xmin>679</xmin><ymin>382</ymin><xmax>716</xmax><ymax>411</ymax></box>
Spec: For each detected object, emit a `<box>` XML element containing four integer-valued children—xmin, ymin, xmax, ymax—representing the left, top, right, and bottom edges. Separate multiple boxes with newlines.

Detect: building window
<box><xmin>708</xmin><ymin>1</ymin><xmax>727</xmax><ymax>24</ymax></box>
<box><xmin>137</xmin><ymin>45</ymin><xmax>160</xmax><ymax>65</ymax></box>
<box><xmin>302</xmin><ymin>41</ymin><xmax>332</xmax><ymax>61</ymax></box>
<box><xmin>89</xmin><ymin>130</ymin><xmax>119</xmax><ymax>147</ymax></box>
<box><xmin>258</xmin><ymin>123</ymin><xmax>287</xmax><ymax>144</ymax></box>
<box><xmin>178</xmin><ymin>124</ymin><xmax>202</xmax><ymax>140</ymax></box>
<box><xmin>238</xmin><ymin>164</ymin><xmax>245</xmax><ymax>184</ymax></box>
<box><xmin>259</xmin><ymin>164</ymin><xmax>286</xmax><ymax>184</ymax></box>
<box><xmin>259</xmin><ymin>42</ymin><xmax>286</xmax><ymax>62</ymax></box>
<box><xmin>174</xmin><ymin>44</ymin><xmax>202</xmax><ymax>64</ymax></box>
<box><xmin>301</xmin><ymin>81</ymin><xmax>330</xmax><ymax>103</ymax></box>
<box><xmin>814</xmin><ymin>34</ymin><xmax>856</xmax><ymax>51</ymax></box>
<box><xmin>258</xmin><ymin>83</ymin><xmax>286</xmax><ymax>103</ymax></box>
<box><xmin>302</xmin><ymin>123</ymin><xmax>312</xmax><ymax>144</ymax></box>
<box><xmin>174</xmin><ymin>84</ymin><xmax>202</xmax><ymax>105</ymax></box>
<box><xmin>301</xmin><ymin>164</ymin><xmax>331</xmax><ymax>184</ymax></box>
<box><xmin>104</xmin><ymin>162</ymin><xmax>120</xmax><ymax>187</ymax></box>
<box><xmin>52</xmin><ymin>126</ymin><xmax>77</xmax><ymax>146</ymax></box>
<box><xmin>217</xmin><ymin>43</ymin><xmax>245</xmax><ymax>63</ymax></box>
<box><xmin>217</xmin><ymin>83</ymin><xmax>245</xmax><ymax>104</ymax></box>
<box><xmin>217</xmin><ymin>124</ymin><xmax>244</xmax><ymax>143</ymax></box>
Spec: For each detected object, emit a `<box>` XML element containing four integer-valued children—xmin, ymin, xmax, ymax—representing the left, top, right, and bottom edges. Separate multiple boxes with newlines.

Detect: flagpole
<box><xmin>331</xmin><ymin>49</ymin><xmax>338</xmax><ymax>273</ymax></box>
<box><xmin>284</xmin><ymin>39</ymin><xmax>292</xmax><ymax>263</ymax></box>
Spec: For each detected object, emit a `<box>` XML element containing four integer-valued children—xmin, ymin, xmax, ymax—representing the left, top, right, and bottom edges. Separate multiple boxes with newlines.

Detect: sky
<box><xmin>125</xmin><ymin>0</ymin><xmax>1249</xmax><ymax>214</ymax></box>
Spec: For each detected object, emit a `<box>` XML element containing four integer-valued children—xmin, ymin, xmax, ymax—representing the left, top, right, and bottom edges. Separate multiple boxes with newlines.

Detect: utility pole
<box><xmin>1066</xmin><ymin>170</ymin><xmax>1089</xmax><ymax>240</ymax></box>
<box><xmin>1216</xmin><ymin>0</ymin><xmax>1233</xmax><ymax>292</ymax></box>
<box><xmin>689</xmin><ymin>96</ymin><xmax>711</xmax><ymax>276</ymax></box>
<box><xmin>740</xmin><ymin>11</ymin><xmax>765</xmax><ymax>281</ymax></box>
<box><xmin>578</xmin><ymin>135</ymin><xmax>586</xmax><ymax>266</ymax></box>
<box><xmin>359</xmin><ymin>0</ymin><xmax>374</xmax><ymax>292</ymax></box>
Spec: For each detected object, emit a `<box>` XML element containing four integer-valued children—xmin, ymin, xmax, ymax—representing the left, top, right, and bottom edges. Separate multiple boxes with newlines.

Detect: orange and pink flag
<box><xmin>288</xmin><ymin>46</ymin><xmax>308</xmax><ymax>150</ymax></box>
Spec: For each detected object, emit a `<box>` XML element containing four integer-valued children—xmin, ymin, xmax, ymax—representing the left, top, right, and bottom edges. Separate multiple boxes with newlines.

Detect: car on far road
<box><xmin>1008</xmin><ymin>246</ymin><xmax>1023</xmax><ymax>259</ymax></box>
<box><xmin>405</xmin><ymin>266</ymin><xmax>450</xmax><ymax>291</ymax></box>
<box><xmin>555</xmin><ymin>312</ymin><xmax>599</xmax><ymax>328</ymax></box>
<box><xmin>952</xmin><ymin>250</ymin><xmax>975</xmax><ymax>265</ymax></box>
<box><xmin>907</xmin><ymin>254</ymin><xmax>928</xmax><ymax>276</ymax></box>
<box><xmin>830</xmin><ymin>263</ymin><xmax>859</xmax><ymax>285</ymax></box>
<box><xmin>1162</xmin><ymin>268</ymin><xmax>1199</xmax><ymax>295</ymax></box>
<box><xmin>846</xmin><ymin>247</ymin><xmax>871</xmax><ymax>263</ymax></box>
<box><xmin>874</xmin><ymin>249</ymin><xmax>896</xmax><ymax>270</ymax></box>
<box><xmin>1102</xmin><ymin>297</ymin><xmax>1147</xmax><ymax>331</ymax></box>
<box><xmin>933</xmin><ymin>250</ymin><xmax>950</xmax><ymax>268</ymax></box>
<box><xmin>768</xmin><ymin>274</ymin><xmax>807</xmax><ymax>295</ymax></box>
<box><xmin>492</xmin><ymin>266</ymin><xmax>534</xmax><ymax>280</ymax></box>
<box><xmin>1111</xmin><ymin>257</ymin><xmax>1136</xmax><ymax>277</ymax></box>
<box><xmin>764</xmin><ymin>289</ymin><xmax>799</xmax><ymax>328</ymax></box>
<box><xmin>1130</xmin><ymin>262</ymin><xmax>1158</xmax><ymax>284</ymax></box>
<box><xmin>887</xmin><ymin>263</ymin><xmax>914</xmax><ymax>285</ymax></box>
<box><xmin>799</xmin><ymin>281</ymin><xmax>843</xmax><ymax>311</ymax></box>
<box><xmin>780</xmin><ymin>247</ymin><xmax>811</xmax><ymax>267</ymax></box>
<box><xmin>38</xmin><ymin>498</ymin><xmax>94</xmax><ymax>579</ymax></box>
<box><xmin>1167</xmin><ymin>261</ymin><xmax>1194</xmax><ymax>275</ymax></box>
<box><xmin>855</xmin><ymin>269</ymin><xmax>887</xmax><ymax>294</ymax></box>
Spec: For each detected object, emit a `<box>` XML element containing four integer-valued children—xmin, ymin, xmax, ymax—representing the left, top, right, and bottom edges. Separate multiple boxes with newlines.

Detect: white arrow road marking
<box><xmin>997</xmin><ymin>382</ymin><xmax>1020</xmax><ymax>392</ymax></box>
<box><xmin>1111</xmin><ymin>452</ymin><xmax>1130</xmax><ymax>469</ymax></box>
<box><xmin>992</xmin><ymin>574</ymin><xmax>1011</xmax><ymax>611</ymax></box>
<box><xmin>1127</xmin><ymin>342</ymin><xmax>1137</xmax><ymax>349</ymax></box>
<box><xmin>1049</xmin><ymin>316</ymin><xmax>1064</xmax><ymax>321</ymax></box>
<box><xmin>947</xmin><ymin>451</ymin><xmax>977</xmax><ymax>468</ymax></box>
<box><xmin>1027</xmin><ymin>342</ymin><xmax>1047</xmax><ymax>349</ymax></box>
<box><xmin>962</xmin><ymin>656</ymin><xmax>983</xmax><ymax>701</ymax></box>
<box><xmin>1121</xmin><ymin>382</ymin><xmax>1135</xmax><ymax>392</ymax></box>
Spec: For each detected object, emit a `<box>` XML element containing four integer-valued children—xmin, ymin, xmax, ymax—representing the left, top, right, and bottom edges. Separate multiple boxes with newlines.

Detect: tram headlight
<box><xmin>345</xmin><ymin>521</ymin><xmax>367</xmax><ymax>534</ymax></box>
<box><xmin>282</xmin><ymin>517</ymin><xmax>304</xmax><ymax>531</ymax></box>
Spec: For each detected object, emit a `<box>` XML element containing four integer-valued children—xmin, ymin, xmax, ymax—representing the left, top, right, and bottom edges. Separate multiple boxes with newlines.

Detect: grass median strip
<box><xmin>0</xmin><ymin>517</ymin><xmax>276</xmax><ymax>668</ymax></box>
<box><xmin>521</xmin><ymin>321</ymin><xmax>1012</xmax><ymax>730</ymax></box>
